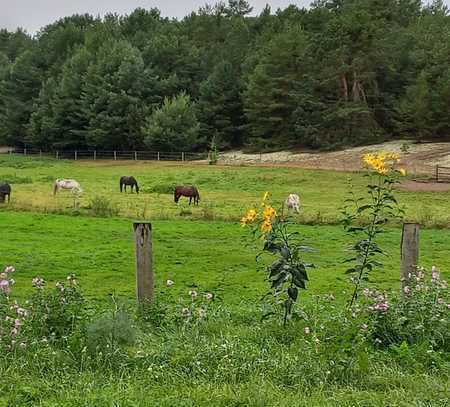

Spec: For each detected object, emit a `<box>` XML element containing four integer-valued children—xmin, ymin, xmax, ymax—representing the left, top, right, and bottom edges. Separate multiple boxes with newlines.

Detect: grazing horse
<box><xmin>174</xmin><ymin>185</ymin><xmax>200</xmax><ymax>205</ymax></box>
<box><xmin>285</xmin><ymin>193</ymin><xmax>300</xmax><ymax>213</ymax></box>
<box><xmin>53</xmin><ymin>179</ymin><xmax>83</xmax><ymax>195</ymax></box>
<box><xmin>0</xmin><ymin>183</ymin><xmax>11</xmax><ymax>203</ymax></box>
<box><xmin>120</xmin><ymin>176</ymin><xmax>139</xmax><ymax>194</ymax></box>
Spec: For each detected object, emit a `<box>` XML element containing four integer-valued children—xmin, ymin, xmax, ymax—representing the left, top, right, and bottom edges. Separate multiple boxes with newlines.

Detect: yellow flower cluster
<box><xmin>240</xmin><ymin>208</ymin><xmax>258</xmax><ymax>226</ymax></box>
<box><xmin>240</xmin><ymin>192</ymin><xmax>277</xmax><ymax>235</ymax></box>
<box><xmin>362</xmin><ymin>152</ymin><xmax>405</xmax><ymax>176</ymax></box>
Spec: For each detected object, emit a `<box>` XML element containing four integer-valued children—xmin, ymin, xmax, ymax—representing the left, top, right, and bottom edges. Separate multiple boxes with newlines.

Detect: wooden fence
<box><xmin>435</xmin><ymin>165</ymin><xmax>450</xmax><ymax>182</ymax></box>
<box><xmin>6</xmin><ymin>148</ymin><xmax>208</xmax><ymax>162</ymax></box>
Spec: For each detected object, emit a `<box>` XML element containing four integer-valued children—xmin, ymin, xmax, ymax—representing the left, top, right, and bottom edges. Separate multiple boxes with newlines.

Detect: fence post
<box><xmin>39</xmin><ymin>150</ymin><xmax>42</xmax><ymax>159</ymax></box>
<box><xmin>74</xmin><ymin>150</ymin><xmax>78</xmax><ymax>161</ymax></box>
<box><xmin>157</xmin><ymin>152</ymin><xmax>160</xmax><ymax>161</ymax></box>
<box><xmin>56</xmin><ymin>151</ymin><xmax>59</xmax><ymax>160</ymax></box>
<box><xmin>401</xmin><ymin>223</ymin><xmax>420</xmax><ymax>292</ymax></box>
<box><xmin>182</xmin><ymin>152</ymin><xmax>185</xmax><ymax>161</ymax></box>
<box><xmin>435</xmin><ymin>165</ymin><xmax>439</xmax><ymax>182</ymax></box>
<box><xmin>134</xmin><ymin>151</ymin><xmax>137</xmax><ymax>161</ymax></box>
<box><xmin>24</xmin><ymin>148</ymin><xmax>27</xmax><ymax>155</ymax></box>
<box><xmin>133</xmin><ymin>222</ymin><xmax>154</xmax><ymax>303</ymax></box>
<box><xmin>94</xmin><ymin>151</ymin><xmax>96</xmax><ymax>161</ymax></box>
<box><xmin>114</xmin><ymin>151</ymin><xmax>117</xmax><ymax>161</ymax></box>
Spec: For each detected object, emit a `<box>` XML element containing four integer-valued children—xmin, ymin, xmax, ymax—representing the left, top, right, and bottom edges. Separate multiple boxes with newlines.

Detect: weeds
<box><xmin>88</xmin><ymin>195</ymin><xmax>120</xmax><ymax>217</ymax></box>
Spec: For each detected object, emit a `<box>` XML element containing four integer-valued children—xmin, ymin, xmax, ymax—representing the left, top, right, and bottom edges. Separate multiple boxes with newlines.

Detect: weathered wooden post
<box><xmin>114</xmin><ymin>151</ymin><xmax>117</xmax><ymax>161</ymax></box>
<box><xmin>93</xmin><ymin>150</ymin><xmax>96</xmax><ymax>161</ymax></box>
<box><xmin>74</xmin><ymin>150</ymin><xmax>78</xmax><ymax>160</ymax></box>
<box><xmin>401</xmin><ymin>223</ymin><xmax>420</xmax><ymax>292</ymax></box>
<box><xmin>182</xmin><ymin>152</ymin><xmax>185</xmax><ymax>161</ymax></box>
<box><xmin>134</xmin><ymin>151</ymin><xmax>138</xmax><ymax>161</ymax></box>
<box><xmin>133</xmin><ymin>222</ymin><xmax>154</xmax><ymax>303</ymax></box>
<box><xmin>39</xmin><ymin>150</ymin><xmax>42</xmax><ymax>159</ymax></box>
<box><xmin>157</xmin><ymin>151</ymin><xmax>160</xmax><ymax>161</ymax></box>
<box><xmin>24</xmin><ymin>148</ymin><xmax>27</xmax><ymax>155</ymax></box>
<box><xmin>56</xmin><ymin>151</ymin><xmax>59</xmax><ymax>160</ymax></box>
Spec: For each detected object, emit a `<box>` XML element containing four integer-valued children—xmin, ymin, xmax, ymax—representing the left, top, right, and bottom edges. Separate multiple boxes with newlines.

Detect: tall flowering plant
<box><xmin>342</xmin><ymin>152</ymin><xmax>405</xmax><ymax>307</ymax></box>
<box><xmin>241</xmin><ymin>193</ymin><xmax>314</xmax><ymax>324</ymax></box>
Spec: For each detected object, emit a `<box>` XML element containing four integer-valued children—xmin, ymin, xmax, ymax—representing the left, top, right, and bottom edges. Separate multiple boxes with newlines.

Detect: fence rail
<box><xmin>435</xmin><ymin>165</ymin><xmax>450</xmax><ymax>182</ymax></box>
<box><xmin>6</xmin><ymin>148</ymin><xmax>209</xmax><ymax>162</ymax></box>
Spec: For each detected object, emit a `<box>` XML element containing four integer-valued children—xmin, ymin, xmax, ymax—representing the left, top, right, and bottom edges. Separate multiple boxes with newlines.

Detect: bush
<box><xmin>88</xmin><ymin>195</ymin><xmax>120</xmax><ymax>217</ymax></box>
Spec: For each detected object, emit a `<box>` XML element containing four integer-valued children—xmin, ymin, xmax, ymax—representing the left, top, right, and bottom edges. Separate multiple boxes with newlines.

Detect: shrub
<box><xmin>360</xmin><ymin>266</ymin><xmax>449</xmax><ymax>350</ymax></box>
<box><xmin>88</xmin><ymin>195</ymin><xmax>119</xmax><ymax>217</ymax></box>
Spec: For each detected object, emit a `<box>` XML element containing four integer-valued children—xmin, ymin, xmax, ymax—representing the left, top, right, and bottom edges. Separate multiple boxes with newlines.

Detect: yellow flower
<box><xmin>240</xmin><ymin>209</ymin><xmax>258</xmax><ymax>226</ymax></box>
<box><xmin>362</xmin><ymin>152</ymin><xmax>402</xmax><ymax>175</ymax></box>
<box><xmin>262</xmin><ymin>191</ymin><xmax>269</xmax><ymax>202</ymax></box>
<box><xmin>260</xmin><ymin>219</ymin><xmax>272</xmax><ymax>234</ymax></box>
<box><xmin>399</xmin><ymin>168</ymin><xmax>406</xmax><ymax>177</ymax></box>
<box><xmin>263</xmin><ymin>205</ymin><xmax>276</xmax><ymax>220</ymax></box>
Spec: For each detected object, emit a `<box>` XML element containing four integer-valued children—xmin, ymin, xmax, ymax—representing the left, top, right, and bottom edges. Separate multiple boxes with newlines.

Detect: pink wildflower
<box><xmin>32</xmin><ymin>277</ymin><xmax>45</xmax><ymax>289</ymax></box>
<box><xmin>4</xmin><ymin>266</ymin><xmax>15</xmax><ymax>274</ymax></box>
<box><xmin>363</xmin><ymin>288</ymin><xmax>370</xmax><ymax>297</ymax></box>
<box><xmin>403</xmin><ymin>286</ymin><xmax>411</xmax><ymax>295</ymax></box>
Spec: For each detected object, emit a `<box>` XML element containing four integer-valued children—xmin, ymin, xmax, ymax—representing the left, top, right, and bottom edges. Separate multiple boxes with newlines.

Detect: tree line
<box><xmin>1</xmin><ymin>0</ymin><xmax>449</xmax><ymax>152</ymax></box>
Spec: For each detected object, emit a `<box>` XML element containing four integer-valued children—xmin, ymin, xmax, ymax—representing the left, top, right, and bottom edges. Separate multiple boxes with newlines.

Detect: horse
<box><xmin>53</xmin><ymin>179</ymin><xmax>83</xmax><ymax>195</ymax></box>
<box><xmin>174</xmin><ymin>185</ymin><xmax>200</xmax><ymax>205</ymax></box>
<box><xmin>0</xmin><ymin>183</ymin><xmax>11</xmax><ymax>203</ymax></box>
<box><xmin>120</xmin><ymin>176</ymin><xmax>139</xmax><ymax>194</ymax></box>
<box><xmin>285</xmin><ymin>193</ymin><xmax>300</xmax><ymax>213</ymax></box>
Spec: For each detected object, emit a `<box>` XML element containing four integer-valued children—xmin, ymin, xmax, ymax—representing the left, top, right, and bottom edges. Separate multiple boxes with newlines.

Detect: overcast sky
<box><xmin>0</xmin><ymin>0</ymin><xmax>447</xmax><ymax>35</ymax></box>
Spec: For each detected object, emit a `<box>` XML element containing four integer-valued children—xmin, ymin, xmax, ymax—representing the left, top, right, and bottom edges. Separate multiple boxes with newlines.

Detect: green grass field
<box><xmin>0</xmin><ymin>155</ymin><xmax>449</xmax><ymax>406</ymax></box>
<box><xmin>1</xmin><ymin>154</ymin><xmax>449</xmax><ymax>225</ymax></box>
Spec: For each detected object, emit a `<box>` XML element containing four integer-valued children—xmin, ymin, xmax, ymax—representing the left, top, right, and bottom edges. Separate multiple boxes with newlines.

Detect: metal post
<box><xmin>133</xmin><ymin>222</ymin><xmax>154</xmax><ymax>303</ymax></box>
<box><xmin>401</xmin><ymin>223</ymin><xmax>420</xmax><ymax>292</ymax></box>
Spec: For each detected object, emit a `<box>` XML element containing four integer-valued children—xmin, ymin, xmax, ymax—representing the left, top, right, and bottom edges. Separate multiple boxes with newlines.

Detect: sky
<box><xmin>0</xmin><ymin>0</ymin><xmax>447</xmax><ymax>35</ymax></box>
<box><xmin>0</xmin><ymin>0</ymin><xmax>311</xmax><ymax>34</ymax></box>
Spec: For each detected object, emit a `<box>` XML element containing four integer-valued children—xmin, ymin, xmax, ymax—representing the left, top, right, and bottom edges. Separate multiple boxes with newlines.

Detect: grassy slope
<box><xmin>0</xmin><ymin>154</ymin><xmax>449</xmax><ymax>225</ymax></box>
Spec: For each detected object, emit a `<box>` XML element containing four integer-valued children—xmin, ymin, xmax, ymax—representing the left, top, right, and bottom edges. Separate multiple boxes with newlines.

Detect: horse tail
<box><xmin>119</xmin><ymin>178</ymin><xmax>123</xmax><ymax>192</ymax></box>
<box><xmin>135</xmin><ymin>182</ymin><xmax>139</xmax><ymax>194</ymax></box>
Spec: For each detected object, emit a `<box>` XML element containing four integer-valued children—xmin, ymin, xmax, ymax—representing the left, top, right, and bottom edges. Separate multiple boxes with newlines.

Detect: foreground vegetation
<box><xmin>0</xmin><ymin>210</ymin><xmax>448</xmax><ymax>405</ymax></box>
<box><xmin>2</xmin><ymin>1</ymin><xmax>450</xmax><ymax>152</ymax></box>
<box><xmin>1</xmin><ymin>155</ymin><xmax>450</xmax><ymax>227</ymax></box>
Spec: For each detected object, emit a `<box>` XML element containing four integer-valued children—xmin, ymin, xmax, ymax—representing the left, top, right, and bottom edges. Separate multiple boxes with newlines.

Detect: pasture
<box><xmin>0</xmin><ymin>154</ymin><xmax>449</xmax><ymax>406</ymax></box>
<box><xmin>1</xmin><ymin>154</ymin><xmax>450</xmax><ymax>226</ymax></box>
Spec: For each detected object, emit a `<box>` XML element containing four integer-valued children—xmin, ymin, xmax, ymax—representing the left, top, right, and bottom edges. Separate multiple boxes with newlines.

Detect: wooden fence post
<box><xmin>39</xmin><ymin>150</ymin><xmax>42</xmax><ymax>159</ymax></box>
<box><xmin>157</xmin><ymin>151</ymin><xmax>160</xmax><ymax>161</ymax></box>
<box><xmin>93</xmin><ymin>150</ymin><xmax>96</xmax><ymax>160</ymax></box>
<box><xmin>133</xmin><ymin>222</ymin><xmax>154</xmax><ymax>303</ymax></box>
<box><xmin>74</xmin><ymin>150</ymin><xmax>78</xmax><ymax>160</ymax></box>
<box><xmin>56</xmin><ymin>151</ymin><xmax>59</xmax><ymax>160</ymax></box>
<box><xmin>24</xmin><ymin>148</ymin><xmax>27</xmax><ymax>155</ymax></box>
<box><xmin>114</xmin><ymin>151</ymin><xmax>117</xmax><ymax>161</ymax></box>
<box><xmin>401</xmin><ymin>223</ymin><xmax>420</xmax><ymax>292</ymax></box>
<box><xmin>134</xmin><ymin>151</ymin><xmax>138</xmax><ymax>161</ymax></box>
<box><xmin>182</xmin><ymin>152</ymin><xmax>185</xmax><ymax>161</ymax></box>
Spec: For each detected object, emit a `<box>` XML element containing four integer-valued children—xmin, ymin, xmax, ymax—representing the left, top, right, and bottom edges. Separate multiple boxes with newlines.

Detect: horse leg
<box><xmin>189</xmin><ymin>196</ymin><xmax>192</xmax><ymax>205</ymax></box>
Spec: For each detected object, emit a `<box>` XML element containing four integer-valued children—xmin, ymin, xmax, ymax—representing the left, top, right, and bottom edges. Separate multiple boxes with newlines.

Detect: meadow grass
<box><xmin>1</xmin><ymin>154</ymin><xmax>450</xmax><ymax>226</ymax></box>
<box><xmin>1</xmin><ymin>211</ymin><xmax>449</xmax><ymax>303</ymax></box>
<box><xmin>1</xmin><ymin>155</ymin><xmax>449</xmax><ymax>406</ymax></box>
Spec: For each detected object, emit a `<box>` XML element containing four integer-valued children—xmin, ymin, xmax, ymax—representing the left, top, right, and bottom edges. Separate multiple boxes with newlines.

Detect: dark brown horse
<box><xmin>120</xmin><ymin>176</ymin><xmax>139</xmax><ymax>193</ymax></box>
<box><xmin>0</xmin><ymin>183</ymin><xmax>11</xmax><ymax>203</ymax></box>
<box><xmin>174</xmin><ymin>185</ymin><xmax>200</xmax><ymax>205</ymax></box>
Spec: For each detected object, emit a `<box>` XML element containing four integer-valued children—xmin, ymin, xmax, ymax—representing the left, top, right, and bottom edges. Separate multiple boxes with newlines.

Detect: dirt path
<box><xmin>220</xmin><ymin>141</ymin><xmax>450</xmax><ymax>175</ymax></box>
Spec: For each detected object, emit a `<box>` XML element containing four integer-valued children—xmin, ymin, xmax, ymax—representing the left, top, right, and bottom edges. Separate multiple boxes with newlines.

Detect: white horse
<box><xmin>53</xmin><ymin>179</ymin><xmax>83</xmax><ymax>195</ymax></box>
<box><xmin>285</xmin><ymin>193</ymin><xmax>300</xmax><ymax>213</ymax></box>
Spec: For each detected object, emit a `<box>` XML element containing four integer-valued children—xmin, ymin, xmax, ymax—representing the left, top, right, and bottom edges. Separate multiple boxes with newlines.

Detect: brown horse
<box><xmin>120</xmin><ymin>176</ymin><xmax>139</xmax><ymax>193</ymax></box>
<box><xmin>174</xmin><ymin>185</ymin><xmax>200</xmax><ymax>205</ymax></box>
